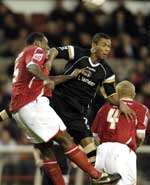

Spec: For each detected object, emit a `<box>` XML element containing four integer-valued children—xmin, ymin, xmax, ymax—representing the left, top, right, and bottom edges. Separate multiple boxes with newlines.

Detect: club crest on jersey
<box><xmin>33</xmin><ymin>53</ymin><xmax>43</xmax><ymax>61</ymax></box>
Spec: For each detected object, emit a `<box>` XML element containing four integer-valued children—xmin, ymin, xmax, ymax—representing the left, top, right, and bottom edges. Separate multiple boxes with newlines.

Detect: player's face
<box><xmin>93</xmin><ymin>38</ymin><xmax>111</xmax><ymax>60</ymax></box>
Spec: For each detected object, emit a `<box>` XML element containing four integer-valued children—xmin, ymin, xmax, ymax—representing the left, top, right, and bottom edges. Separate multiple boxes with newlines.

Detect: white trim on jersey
<box><xmin>0</xmin><ymin>110</ymin><xmax>9</xmax><ymax>120</ymax></box>
<box><xmin>125</xmin><ymin>137</ymin><xmax>132</xmax><ymax>145</ymax></box>
<box><xmin>143</xmin><ymin>108</ymin><xmax>149</xmax><ymax>126</ymax></box>
<box><xmin>68</xmin><ymin>45</ymin><xmax>75</xmax><ymax>60</ymax></box>
<box><xmin>103</xmin><ymin>74</ymin><xmax>115</xmax><ymax>83</ymax></box>
<box><xmin>88</xmin><ymin>57</ymin><xmax>100</xmax><ymax>67</ymax></box>
<box><xmin>28</xmin><ymin>77</ymin><xmax>36</xmax><ymax>88</ymax></box>
<box><xmin>136</xmin><ymin>130</ymin><xmax>145</xmax><ymax>139</ymax></box>
<box><xmin>37</xmin><ymin>88</ymin><xmax>44</xmax><ymax>99</ymax></box>
<box><xmin>93</xmin><ymin>133</ymin><xmax>98</xmax><ymax>137</ymax></box>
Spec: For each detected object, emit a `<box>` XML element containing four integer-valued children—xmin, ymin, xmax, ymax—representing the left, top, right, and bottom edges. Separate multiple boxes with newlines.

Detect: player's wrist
<box><xmin>43</xmin><ymin>78</ymin><xmax>50</xmax><ymax>86</ymax></box>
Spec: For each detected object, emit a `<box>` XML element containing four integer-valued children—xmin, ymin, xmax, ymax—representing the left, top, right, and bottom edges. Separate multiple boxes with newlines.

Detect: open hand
<box><xmin>71</xmin><ymin>67</ymin><xmax>91</xmax><ymax>78</ymax></box>
<box><xmin>119</xmin><ymin>101</ymin><xmax>136</xmax><ymax>122</ymax></box>
<box><xmin>44</xmin><ymin>78</ymin><xmax>55</xmax><ymax>90</ymax></box>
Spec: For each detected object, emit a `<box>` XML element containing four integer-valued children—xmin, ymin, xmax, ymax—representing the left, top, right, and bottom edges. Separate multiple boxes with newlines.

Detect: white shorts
<box><xmin>13</xmin><ymin>96</ymin><xmax>66</xmax><ymax>143</ymax></box>
<box><xmin>95</xmin><ymin>142</ymin><xmax>136</xmax><ymax>185</ymax></box>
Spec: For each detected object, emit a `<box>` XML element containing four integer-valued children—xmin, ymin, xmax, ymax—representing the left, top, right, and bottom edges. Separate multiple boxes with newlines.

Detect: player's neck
<box><xmin>90</xmin><ymin>54</ymin><xmax>99</xmax><ymax>64</ymax></box>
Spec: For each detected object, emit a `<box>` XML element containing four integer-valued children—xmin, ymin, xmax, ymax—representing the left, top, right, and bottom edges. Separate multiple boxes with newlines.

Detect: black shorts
<box><xmin>50</xmin><ymin>94</ymin><xmax>92</xmax><ymax>144</ymax></box>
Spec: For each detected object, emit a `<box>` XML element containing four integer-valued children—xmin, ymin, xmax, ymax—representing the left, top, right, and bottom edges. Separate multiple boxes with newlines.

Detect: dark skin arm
<box><xmin>27</xmin><ymin>63</ymin><xmax>55</xmax><ymax>89</ymax></box>
<box><xmin>45</xmin><ymin>48</ymin><xmax>59</xmax><ymax>70</ymax></box>
<box><xmin>27</xmin><ymin>64</ymin><xmax>88</xmax><ymax>89</ymax></box>
<box><xmin>49</xmin><ymin>67</ymin><xmax>91</xmax><ymax>86</ymax></box>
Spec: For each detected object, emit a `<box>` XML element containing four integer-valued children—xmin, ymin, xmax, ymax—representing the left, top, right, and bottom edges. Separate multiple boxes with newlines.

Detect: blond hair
<box><xmin>116</xmin><ymin>80</ymin><xmax>135</xmax><ymax>99</ymax></box>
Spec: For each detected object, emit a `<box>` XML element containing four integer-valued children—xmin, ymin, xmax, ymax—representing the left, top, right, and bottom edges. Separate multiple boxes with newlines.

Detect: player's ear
<box><xmin>34</xmin><ymin>40</ymin><xmax>41</xmax><ymax>47</ymax></box>
<box><xmin>133</xmin><ymin>91</ymin><xmax>136</xmax><ymax>99</ymax></box>
<box><xmin>91</xmin><ymin>42</ymin><xmax>97</xmax><ymax>53</ymax></box>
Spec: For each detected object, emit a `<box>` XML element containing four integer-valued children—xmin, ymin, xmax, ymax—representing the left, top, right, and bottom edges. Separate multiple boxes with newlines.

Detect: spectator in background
<box><xmin>0</xmin><ymin>75</ymin><xmax>10</xmax><ymax>110</ymax></box>
<box><xmin>134</xmin><ymin>11</ymin><xmax>149</xmax><ymax>46</ymax></box>
<box><xmin>111</xmin><ymin>0</ymin><xmax>135</xmax><ymax>36</ymax></box>
<box><xmin>48</xmin><ymin>0</ymin><xmax>69</xmax><ymax>21</ymax></box>
<box><xmin>114</xmin><ymin>33</ymin><xmax>138</xmax><ymax>58</ymax></box>
<box><xmin>0</xmin><ymin>2</ymin><xmax>12</xmax><ymax>27</ymax></box>
<box><xmin>74</xmin><ymin>12</ymin><xmax>89</xmax><ymax>33</ymax></box>
<box><xmin>78</xmin><ymin>32</ymin><xmax>91</xmax><ymax>48</ymax></box>
<box><xmin>3</xmin><ymin>14</ymin><xmax>19</xmax><ymax>39</ymax></box>
<box><xmin>0</xmin><ymin>126</ymin><xmax>18</xmax><ymax>185</ymax></box>
<box><xmin>141</xmin><ymin>82</ymin><xmax>150</xmax><ymax>108</ymax></box>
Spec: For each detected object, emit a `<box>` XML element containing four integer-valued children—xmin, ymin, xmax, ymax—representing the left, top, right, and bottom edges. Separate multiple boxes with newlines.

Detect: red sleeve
<box><xmin>91</xmin><ymin>106</ymin><xmax>106</xmax><ymax>134</ymax></box>
<box><xmin>25</xmin><ymin>47</ymin><xmax>46</xmax><ymax>67</ymax></box>
<box><xmin>136</xmin><ymin>105</ymin><xmax>149</xmax><ymax>136</ymax></box>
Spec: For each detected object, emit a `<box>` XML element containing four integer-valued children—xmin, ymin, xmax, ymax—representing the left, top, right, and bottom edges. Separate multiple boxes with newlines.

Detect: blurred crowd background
<box><xmin>0</xmin><ymin>0</ymin><xmax>149</xmax><ymax>184</ymax></box>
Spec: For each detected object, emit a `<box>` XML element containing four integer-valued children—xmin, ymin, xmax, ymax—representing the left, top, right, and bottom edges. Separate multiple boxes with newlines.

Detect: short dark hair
<box><xmin>26</xmin><ymin>32</ymin><xmax>45</xmax><ymax>45</ymax></box>
<box><xmin>92</xmin><ymin>33</ymin><xmax>111</xmax><ymax>44</ymax></box>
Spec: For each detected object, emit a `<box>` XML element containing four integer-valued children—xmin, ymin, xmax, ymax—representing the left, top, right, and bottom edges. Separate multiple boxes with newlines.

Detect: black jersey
<box><xmin>54</xmin><ymin>46</ymin><xmax>116</xmax><ymax>109</ymax></box>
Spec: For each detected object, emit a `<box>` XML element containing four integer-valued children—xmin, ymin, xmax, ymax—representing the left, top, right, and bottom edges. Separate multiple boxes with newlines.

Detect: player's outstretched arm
<box><xmin>48</xmin><ymin>46</ymin><xmax>82</xmax><ymax>62</ymax></box>
<box><xmin>49</xmin><ymin>68</ymin><xmax>88</xmax><ymax>86</ymax></box>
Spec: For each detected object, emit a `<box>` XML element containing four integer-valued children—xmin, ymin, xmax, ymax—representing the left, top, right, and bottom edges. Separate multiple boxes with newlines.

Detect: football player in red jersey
<box><xmin>92</xmin><ymin>81</ymin><xmax>149</xmax><ymax>185</ymax></box>
<box><xmin>7</xmin><ymin>32</ymin><xmax>121</xmax><ymax>185</ymax></box>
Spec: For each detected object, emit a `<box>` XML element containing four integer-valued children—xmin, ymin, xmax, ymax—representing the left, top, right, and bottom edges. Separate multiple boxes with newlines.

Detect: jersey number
<box><xmin>12</xmin><ymin>52</ymin><xmax>24</xmax><ymax>83</ymax></box>
<box><xmin>107</xmin><ymin>108</ymin><xmax>120</xmax><ymax>129</ymax></box>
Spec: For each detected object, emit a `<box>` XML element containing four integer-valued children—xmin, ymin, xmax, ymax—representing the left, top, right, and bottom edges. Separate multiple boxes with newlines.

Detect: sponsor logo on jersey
<box><xmin>78</xmin><ymin>76</ymin><xmax>95</xmax><ymax>86</ymax></box>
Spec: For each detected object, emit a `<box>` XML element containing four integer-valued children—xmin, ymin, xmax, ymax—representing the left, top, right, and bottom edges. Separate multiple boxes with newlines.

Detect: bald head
<box><xmin>116</xmin><ymin>81</ymin><xmax>136</xmax><ymax>99</ymax></box>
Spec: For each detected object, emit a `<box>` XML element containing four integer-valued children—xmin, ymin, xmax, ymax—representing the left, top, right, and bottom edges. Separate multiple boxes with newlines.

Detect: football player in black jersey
<box><xmin>48</xmin><ymin>33</ymin><xmax>135</xmax><ymax>167</ymax></box>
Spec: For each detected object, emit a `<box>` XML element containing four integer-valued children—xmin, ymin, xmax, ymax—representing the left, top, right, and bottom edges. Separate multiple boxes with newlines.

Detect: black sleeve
<box><xmin>102</xmin><ymin>61</ymin><xmax>116</xmax><ymax>97</ymax></box>
<box><xmin>103</xmin><ymin>83</ymin><xmax>116</xmax><ymax>97</ymax></box>
<box><xmin>5</xmin><ymin>107</ymin><xmax>12</xmax><ymax>118</ymax></box>
<box><xmin>56</xmin><ymin>46</ymin><xmax>90</xmax><ymax>62</ymax></box>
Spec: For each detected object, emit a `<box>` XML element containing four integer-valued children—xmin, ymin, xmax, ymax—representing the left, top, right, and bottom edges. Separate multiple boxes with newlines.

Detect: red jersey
<box><xmin>92</xmin><ymin>98</ymin><xmax>149</xmax><ymax>151</ymax></box>
<box><xmin>10</xmin><ymin>45</ymin><xmax>50</xmax><ymax>112</ymax></box>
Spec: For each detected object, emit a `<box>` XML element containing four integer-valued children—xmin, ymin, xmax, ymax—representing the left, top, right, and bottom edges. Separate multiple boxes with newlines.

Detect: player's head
<box><xmin>116</xmin><ymin>80</ymin><xmax>136</xmax><ymax>99</ymax></box>
<box><xmin>91</xmin><ymin>33</ymin><xmax>111</xmax><ymax>60</ymax></box>
<box><xmin>26</xmin><ymin>32</ymin><xmax>49</xmax><ymax>51</ymax></box>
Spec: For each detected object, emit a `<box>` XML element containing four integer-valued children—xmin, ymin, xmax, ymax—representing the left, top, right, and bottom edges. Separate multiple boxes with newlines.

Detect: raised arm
<box><xmin>48</xmin><ymin>68</ymin><xmax>90</xmax><ymax>86</ymax></box>
<box><xmin>47</xmin><ymin>45</ymin><xmax>89</xmax><ymax>62</ymax></box>
<box><xmin>100</xmin><ymin>63</ymin><xmax>136</xmax><ymax>120</ymax></box>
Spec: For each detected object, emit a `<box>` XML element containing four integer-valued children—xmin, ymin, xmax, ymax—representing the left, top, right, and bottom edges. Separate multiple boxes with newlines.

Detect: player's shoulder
<box><xmin>100</xmin><ymin>59</ymin><xmax>114</xmax><ymax>77</ymax></box>
<box><xmin>100</xmin><ymin>59</ymin><xmax>111</xmax><ymax>68</ymax></box>
<box><xmin>24</xmin><ymin>45</ymin><xmax>44</xmax><ymax>54</ymax></box>
<box><xmin>98</xmin><ymin>103</ymin><xmax>112</xmax><ymax>114</ymax></box>
<box><xmin>130</xmin><ymin>100</ymin><xmax>149</xmax><ymax>113</ymax></box>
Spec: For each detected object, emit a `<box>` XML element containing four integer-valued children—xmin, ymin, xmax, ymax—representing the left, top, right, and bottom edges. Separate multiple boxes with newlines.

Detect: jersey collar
<box><xmin>89</xmin><ymin>57</ymin><xmax>100</xmax><ymax>67</ymax></box>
